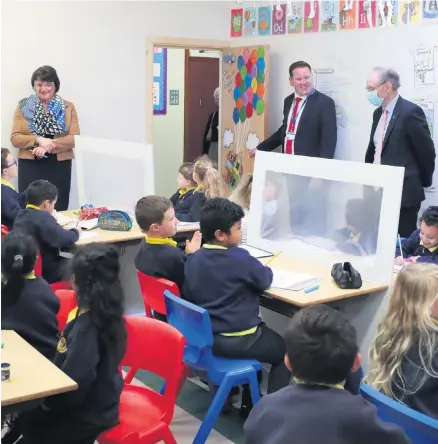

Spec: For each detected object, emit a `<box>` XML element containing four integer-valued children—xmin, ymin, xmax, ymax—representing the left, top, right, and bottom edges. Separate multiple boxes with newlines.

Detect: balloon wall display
<box><xmin>225</xmin><ymin>46</ymin><xmax>267</xmax><ymax>189</ymax></box>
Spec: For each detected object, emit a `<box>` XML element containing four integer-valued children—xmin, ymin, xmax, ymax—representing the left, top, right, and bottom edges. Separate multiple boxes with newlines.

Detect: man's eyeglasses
<box><xmin>34</xmin><ymin>81</ymin><xmax>55</xmax><ymax>88</ymax></box>
<box><xmin>6</xmin><ymin>160</ymin><xmax>17</xmax><ymax>168</ymax></box>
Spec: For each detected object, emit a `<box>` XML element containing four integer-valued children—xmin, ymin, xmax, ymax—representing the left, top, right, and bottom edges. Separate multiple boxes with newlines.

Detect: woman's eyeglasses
<box><xmin>34</xmin><ymin>81</ymin><xmax>55</xmax><ymax>88</ymax></box>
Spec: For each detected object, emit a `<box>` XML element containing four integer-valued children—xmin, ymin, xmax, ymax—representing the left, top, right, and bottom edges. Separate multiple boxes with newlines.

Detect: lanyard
<box><xmin>288</xmin><ymin>97</ymin><xmax>307</xmax><ymax>133</ymax></box>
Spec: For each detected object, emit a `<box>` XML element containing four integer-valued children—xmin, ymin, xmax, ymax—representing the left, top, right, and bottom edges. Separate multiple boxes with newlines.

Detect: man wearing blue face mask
<box><xmin>365</xmin><ymin>67</ymin><xmax>435</xmax><ymax>237</ymax></box>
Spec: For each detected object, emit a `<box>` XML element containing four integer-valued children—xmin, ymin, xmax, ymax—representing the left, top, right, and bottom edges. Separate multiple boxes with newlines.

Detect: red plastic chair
<box><xmin>97</xmin><ymin>316</ymin><xmax>185</xmax><ymax>444</ymax></box>
<box><xmin>136</xmin><ymin>271</ymin><xmax>180</xmax><ymax>318</ymax></box>
<box><xmin>1</xmin><ymin>225</ymin><xmax>9</xmax><ymax>237</ymax></box>
<box><xmin>55</xmin><ymin>290</ymin><xmax>78</xmax><ymax>332</ymax></box>
<box><xmin>35</xmin><ymin>251</ymin><xmax>71</xmax><ymax>291</ymax></box>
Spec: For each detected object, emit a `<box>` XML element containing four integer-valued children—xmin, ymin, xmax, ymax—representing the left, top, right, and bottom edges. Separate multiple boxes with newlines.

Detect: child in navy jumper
<box><xmin>1</xmin><ymin>147</ymin><xmax>20</xmax><ymax>230</ymax></box>
<box><xmin>244</xmin><ymin>305</ymin><xmax>410</xmax><ymax>444</ymax></box>
<box><xmin>395</xmin><ymin>206</ymin><xmax>438</xmax><ymax>265</ymax></box>
<box><xmin>134</xmin><ymin>195</ymin><xmax>201</xmax><ymax>292</ymax></box>
<box><xmin>1</xmin><ymin>232</ymin><xmax>59</xmax><ymax>360</ymax></box>
<box><xmin>19</xmin><ymin>243</ymin><xmax>127</xmax><ymax>444</ymax></box>
<box><xmin>176</xmin><ymin>155</ymin><xmax>224</xmax><ymax>222</ymax></box>
<box><xmin>13</xmin><ymin>180</ymin><xmax>80</xmax><ymax>283</ymax></box>
<box><xmin>170</xmin><ymin>162</ymin><xmax>197</xmax><ymax>218</ymax></box>
<box><xmin>184</xmin><ymin>198</ymin><xmax>291</xmax><ymax>417</ymax></box>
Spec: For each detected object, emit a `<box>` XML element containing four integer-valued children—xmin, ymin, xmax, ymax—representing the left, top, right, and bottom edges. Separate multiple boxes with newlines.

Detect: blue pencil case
<box><xmin>98</xmin><ymin>210</ymin><xmax>132</xmax><ymax>232</ymax></box>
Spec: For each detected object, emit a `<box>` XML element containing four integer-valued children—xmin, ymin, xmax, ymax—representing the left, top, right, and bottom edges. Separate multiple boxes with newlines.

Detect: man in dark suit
<box><xmin>255</xmin><ymin>60</ymin><xmax>337</xmax><ymax>158</ymax></box>
<box><xmin>365</xmin><ymin>67</ymin><xmax>435</xmax><ymax>237</ymax></box>
<box><xmin>254</xmin><ymin>61</ymin><xmax>338</xmax><ymax>237</ymax></box>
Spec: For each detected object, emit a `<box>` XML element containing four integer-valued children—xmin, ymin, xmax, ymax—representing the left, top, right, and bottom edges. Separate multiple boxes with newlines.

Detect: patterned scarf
<box><xmin>19</xmin><ymin>94</ymin><xmax>67</xmax><ymax>136</ymax></box>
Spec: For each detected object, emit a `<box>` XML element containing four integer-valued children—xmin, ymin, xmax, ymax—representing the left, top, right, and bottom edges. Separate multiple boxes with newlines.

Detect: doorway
<box><xmin>184</xmin><ymin>51</ymin><xmax>220</xmax><ymax>163</ymax></box>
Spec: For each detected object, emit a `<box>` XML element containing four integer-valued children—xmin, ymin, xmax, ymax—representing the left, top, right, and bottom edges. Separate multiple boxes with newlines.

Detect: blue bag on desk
<box><xmin>97</xmin><ymin>210</ymin><xmax>132</xmax><ymax>231</ymax></box>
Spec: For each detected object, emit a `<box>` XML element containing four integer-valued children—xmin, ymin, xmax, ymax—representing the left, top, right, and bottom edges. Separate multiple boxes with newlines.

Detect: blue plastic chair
<box><xmin>164</xmin><ymin>290</ymin><xmax>262</xmax><ymax>444</ymax></box>
<box><xmin>360</xmin><ymin>384</ymin><xmax>438</xmax><ymax>444</ymax></box>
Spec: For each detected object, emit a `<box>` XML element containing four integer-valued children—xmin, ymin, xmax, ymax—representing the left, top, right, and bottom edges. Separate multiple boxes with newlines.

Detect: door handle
<box><xmin>199</xmin><ymin>99</ymin><xmax>202</xmax><ymax>106</ymax></box>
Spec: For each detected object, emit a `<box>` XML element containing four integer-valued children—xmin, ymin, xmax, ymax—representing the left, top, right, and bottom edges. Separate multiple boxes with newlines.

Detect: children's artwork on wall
<box><xmin>321</xmin><ymin>1</ymin><xmax>339</xmax><ymax>31</ymax></box>
<box><xmin>258</xmin><ymin>6</ymin><xmax>272</xmax><ymax>35</ymax></box>
<box><xmin>244</xmin><ymin>7</ymin><xmax>258</xmax><ymax>36</ymax></box>
<box><xmin>339</xmin><ymin>0</ymin><xmax>357</xmax><ymax>29</ymax></box>
<box><xmin>423</xmin><ymin>0</ymin><xmax>438</xmax><ymax>23</ymax></box>
<box><xmin>231</xmin><ymin>8</ymin><xmax>244</xmax><ymax>37</ymax></box>
<box><xmin>358</xmin><ymin>0</ymin><xmax>376</xmax><ymax>28</ymax></box>
<box><xmin>220</xmin><ymin>46</ymin><xmax>269</xmax><ymax>191</ymax></box>
<box><xmin>400</xmin><ymin>1</ymin><xmax>421</xmax><ymax>24</ymax></box>
<box><xmin>223</xmin><ymin>68</ymin><xmax>236</xmax><ymax>97</ymax></box>
<box><xmin>153</xmin><ymin>48</ymin><xmax>167</xmax><ymax>115</ymax></box>
<box><xmin>414</xmin><ymin>48</ymin><xmax>436</xmax><ymax>86</ymax></box>
<box><xmin>287</xmin><ymin>1</ymin><xmax>304</xmax><ymax>33</ymax></box>
<box><xmin>304</xmin><ymin>1</ymin><xmax>320</xmax><ymax>33</ymax></box>
<box><xmin>377</xmin><ymin>0</ymin><xmax>397</xmax><ymax>26</ymax></box>
<box><xmin>272</xmin><ymin>4</ymin><xmax>287</xmax><ymax>35</ymax></box>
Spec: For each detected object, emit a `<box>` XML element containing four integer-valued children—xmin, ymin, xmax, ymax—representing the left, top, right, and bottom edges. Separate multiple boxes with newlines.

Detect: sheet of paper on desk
<box><xmin>54</xmin><ymin>212</ymin><xmax>76</xmax><ymax>227</ymax></box>
<box><xmin>79</xmin><ymin>218</ymin><xmax>99</xmax><ymax>230</ymax></box>
<box><xmin>177</xmin><ymin>222</ymin><xmax>200</xmax><ymax>229</ymax></box>
<box><xmin>271</xmin><ymin>269</ymin><xmax>322</xmax><ymax>291</ymax></box>
<box><xmin>239</xmin><ymin>244</ymin><xmax>274</xmax><ymax>259</ymax></box>
<box><xmin>80</xmin><ymin>231</ymin><xmax>99</xmax><ymax>240</ymax></box>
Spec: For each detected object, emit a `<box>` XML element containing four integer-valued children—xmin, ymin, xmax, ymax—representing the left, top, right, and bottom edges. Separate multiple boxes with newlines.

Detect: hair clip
<box><xmin>14</xmin><ymin>255</ymin><xmax>23</xmax><ymax>262</ymax></box>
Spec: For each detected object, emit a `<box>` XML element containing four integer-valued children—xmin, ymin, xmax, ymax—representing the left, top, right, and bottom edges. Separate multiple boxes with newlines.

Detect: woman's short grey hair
<box><xmin>213</xmin><ymin>87</ymin><xmax>219</xmax><ymax>97</ymax></box>
<box><xmin>373</xmin><ymin>67</ymin><xmax>401</xmax><ymax>90</ymax></box>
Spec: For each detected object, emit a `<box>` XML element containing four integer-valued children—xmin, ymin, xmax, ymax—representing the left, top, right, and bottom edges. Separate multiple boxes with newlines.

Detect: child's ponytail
<box><xmin>1</xmin><ymin>233</ymin><xmax>38</xmax><ymax>306</ymax></box>
<box><xmin>194</xmin><ymin>155</ymin><xmax>224</xmax><ymax>200</ymax></box>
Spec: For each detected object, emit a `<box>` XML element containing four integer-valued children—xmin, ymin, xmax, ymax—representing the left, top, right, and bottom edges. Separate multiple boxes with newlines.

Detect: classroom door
<box><xmin>185</xmin><ymin>55</ymin><xmax>220</xmax><ymax>162</ymax></box>
<box><xmin>219</xmin><ymin>45</ymin><xmax>270</xmax><ymax>192</ymax></box>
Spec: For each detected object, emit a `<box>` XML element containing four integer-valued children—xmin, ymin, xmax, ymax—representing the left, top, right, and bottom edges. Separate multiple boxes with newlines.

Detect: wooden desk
<box><xmin>260</xmin><ymin>256</ymin><xmax>388</xmax><ymax>307</ymax></box>
<box><xmin>60</xmin><ymin>211</ymin><xmax>199</xmax><ymax>246</ymax></box>
<box><xmin>1</xmin><ymin>331</ymin><xmax>78</xmax><ymax>407</ymax></box>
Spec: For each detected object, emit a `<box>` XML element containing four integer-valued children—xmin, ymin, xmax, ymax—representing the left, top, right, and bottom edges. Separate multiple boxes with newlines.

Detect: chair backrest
<box><xmin>136</xmin><ymin>271</ymin><xmax>180</xmax><ymax>317</ymax></box>
<box><xmin>122</xmin><ymin>315</ymin><xmax>185</xmax><ymax>423</ymax></box>
<box><xmin>360</xmin><ymin>384</ymin><xmax>438</xmax><ymax>443</ymax></box>
<box><xmin>1</xmin><ymin>225</ymin><xmax>9</xmax><ymax>238</ymax></box>
<box><xmin>164</xmin><ymin>290</ymin><xmax>214</xmax><ymax>368</ymax></box>
<box><xmin>55</xmin><ymin>290</ymin><xmax>78</xmax><ymax>331</ymax></box>
<box><xmin>35</xmin><ymin>251</ymin><xmax>43</xmax><ymax>277</ymax></box>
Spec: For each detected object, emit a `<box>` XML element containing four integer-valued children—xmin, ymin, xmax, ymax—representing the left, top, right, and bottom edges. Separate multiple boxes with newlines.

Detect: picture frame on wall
<box><xmin>153</xmin><ymin>48</ymin><xmax>167</xmax><ymax>115</ymax></box>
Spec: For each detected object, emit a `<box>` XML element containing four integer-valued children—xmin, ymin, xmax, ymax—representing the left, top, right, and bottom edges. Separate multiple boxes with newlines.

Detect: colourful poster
<box><xmin>231</xmin><ymin>8</ymin><xmax>243</xmax><ymax>37</ymax></box>
<box><xmin>423</xmin><ymin>1</ymin><xmax>438</xmax><ymax>24</ymax></box>
<box><xmin>321</xmin><ymin>1</ymin><xmax>339</xmax><ymax>31</ymax></box>
<box><xmin>358</xmin><ymin>0</ymin><xmax>377</xmax><ymax>28</ymax></box>
<box><xmin>377</xmin><ymin>0</ymin><xmax>398</xmax><ymax>26</ymax></box>
<box><xmin>272</xmin><ymin>4</ymin><xmax>287</xmax><ymax>35</ymax></box>
<box><xmin>287</xmin><ymin>1</ymin><xmax>304</xmax><ymax>33</ymax></box>
<box><xmin>339</xmin><ymin>0</ymin><xmax>357</xmax><ymax>29</ymax></box>
<box><xmin>304</xmin><ymin>1</ymin><xmax>320</xmax><ymax>33</ymax></box>
<box><xmin>400</xmin><ymin>1</ymin><xmax>421</xmax><ymax>24</ymax></box>
<box><xmin>258</xmin><ymin>6</ymin><xmax>272</xmax><ymax>36</ymax></box>
<box><xmin>244</xmin><ymin>8</ymin><xmax>257</xmax><ymax>36</ymax></box>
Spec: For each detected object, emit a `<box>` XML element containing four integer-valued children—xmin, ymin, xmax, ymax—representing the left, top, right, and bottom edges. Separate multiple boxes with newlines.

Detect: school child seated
<box><xmin>1</xmin><ymin>232</ymin><xmax>59</xmax><ymax>360</ymax></box>
<box><xmin>395</xmin><ymin>206</ymin><xmax>438</xmax><ymax>265</ymax></box>
<box><xmin>244</xmin><ymin>305</ymin><xmax>410</xmax><ymax>444</ymax></box>
<box><xmin>1</xmin><ymin>148</ymin><xmax>20</xmax><ymax>230</ymax></box>
<box><xmin>184</xmin><ymin>198</ymin><xmax>291</xmax><ymax>417</ymax></box>
<box><xmin>13</xmin><ymin>179</ymin><xmax>80</xmax><ymax>283</ymax></box>
<box><xmin>229</xmin><ymin>174</ymin><xmax>252</xmax><ymax>244</ymax></box>
<box><xmin>176</xmin><ymin>155</ymin><xmax>224</xmax><ymax>222</ymax></box>
<box><xmin>134</xmin><ymin>195</ymin><xmax>201</xmax><ymax>291</ymax></box>
<box><xmin>170</xmin><ymin>162</ymin><xmax>197</xmax><ymax>216</ymax></box>
<box><xmin>19</xmin><ymin>243</ymin><xmax>127</xmax><ymax>444</ymax></box>
<box><xmin>366</xmin><ymin>263</ymin><xmax>438</xmax><ymax>419</ymax></box>
<box><xmin>333</xmin><ymin>198</ymin><xmax>379</xmax><ymax>256</ymax></box>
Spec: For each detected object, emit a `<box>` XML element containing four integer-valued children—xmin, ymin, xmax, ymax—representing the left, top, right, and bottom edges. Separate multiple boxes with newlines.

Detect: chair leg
<box><xmin>124</xmin><ymin>367</ymin><xmax>137</xmax><ymax>384</ymax></box>
<box><xmin>193</xmin><ymin>377</ymin><xmax>234</xmax><ymax>444</ymax></box>
<box><xmin>159</xmin><ymin>381</ymin><xmax>167</xmax><ymax>395</ymax></box>
<box><xmin>247</xmin><ymin>370</ymin><xmax>261</xmax><ymax>405</ymax></box>
<box><xmin>159</xmin><ymin>426</ymin><xmax>177</xmax><ymax>444</ymax></box>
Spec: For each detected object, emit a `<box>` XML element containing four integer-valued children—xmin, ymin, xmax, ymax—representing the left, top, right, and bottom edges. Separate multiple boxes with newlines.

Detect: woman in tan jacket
<box><xmin>10</xmin><ymin>65</ymin><xmax>80</xmax><ymax>211</ymax></box>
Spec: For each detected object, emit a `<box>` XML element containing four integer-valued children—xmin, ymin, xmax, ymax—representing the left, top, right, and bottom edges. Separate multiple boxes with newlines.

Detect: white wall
<box><xmin>153</xmin><ymin>48</ymin><xmax>186</xmax><ymax>198</ymax></box>
<box><xmin>1</xmin><ymin>1</ymin><xmax>229</xmax><ymax>146</ymax></box>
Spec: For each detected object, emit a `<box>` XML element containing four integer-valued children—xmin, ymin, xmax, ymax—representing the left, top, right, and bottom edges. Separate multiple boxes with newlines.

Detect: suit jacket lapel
<box><xmin>383</xmin><ymin>99</ymin><xmax>401</xmax><ymax>148</ymax></box>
